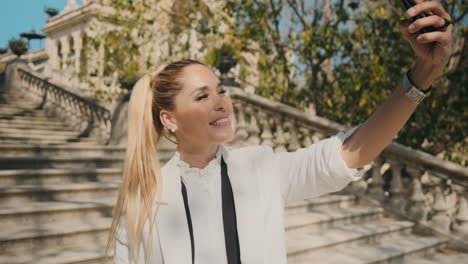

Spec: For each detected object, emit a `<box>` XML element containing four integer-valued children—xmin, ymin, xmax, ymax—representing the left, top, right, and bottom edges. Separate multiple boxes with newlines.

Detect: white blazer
<box><xmin>114</xmin><ymin>126</ymin><xmax>366</xmax><ymax>264</ymax></box>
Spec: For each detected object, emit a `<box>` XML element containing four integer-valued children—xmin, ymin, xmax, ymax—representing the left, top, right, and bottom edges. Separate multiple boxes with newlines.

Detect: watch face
<box><xmin>406</xmin><ymin>86</ymin><xmax>425</xmax><ymax>104</ymax></box>
<box><xmin>402</xmin><ymin>72</ymin><xmax>425</xmax><ymax>104</ymax></box>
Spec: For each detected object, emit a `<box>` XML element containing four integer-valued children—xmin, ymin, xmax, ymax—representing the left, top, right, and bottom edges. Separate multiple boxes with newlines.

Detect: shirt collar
<box><xmin>174</xmin><ymin>144</ymin><xmax>229</xmax><ymax>172</ymax></box>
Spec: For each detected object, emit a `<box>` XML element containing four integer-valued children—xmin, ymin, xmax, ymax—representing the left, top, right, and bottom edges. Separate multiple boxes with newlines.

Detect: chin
<box><xmin>212</xmin><ymin>129</ymin><xmax>235</xmax><ymax>144</ymax></box>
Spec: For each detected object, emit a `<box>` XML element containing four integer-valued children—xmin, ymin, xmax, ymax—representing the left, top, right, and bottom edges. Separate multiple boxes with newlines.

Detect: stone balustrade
<box><xmin>227</xmin><ymin>86</ymin><xmax>468</xmax><ymax>241</ymax></box>
<box><xmin>16</xmin><ymin>64</ymin><xmax>111</xmax><ymax>144</ymax></box>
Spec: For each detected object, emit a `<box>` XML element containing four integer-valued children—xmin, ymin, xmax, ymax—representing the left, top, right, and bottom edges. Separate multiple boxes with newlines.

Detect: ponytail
<box><xmin>106</xmin><ymin>66</ymin><xmax>166</xmax><ymax>263</ymax></box>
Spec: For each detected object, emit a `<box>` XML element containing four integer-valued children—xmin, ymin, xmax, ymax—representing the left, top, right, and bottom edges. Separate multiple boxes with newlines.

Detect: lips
<box><xmin>209</xmin><ymin>116</ymin><xmax>229</xmax><ymax>126</ymax></box>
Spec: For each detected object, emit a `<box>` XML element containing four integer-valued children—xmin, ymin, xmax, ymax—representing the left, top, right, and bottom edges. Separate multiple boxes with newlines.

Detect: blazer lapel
<box><xmin>156</xmin><ymin>156</ymin><xmax>192</xmax><ymax>264</ymax></box>
<box><xmin>223</xmin><ymin>147</ymin><xmax>265</xmax><ymax>264</ymax></box>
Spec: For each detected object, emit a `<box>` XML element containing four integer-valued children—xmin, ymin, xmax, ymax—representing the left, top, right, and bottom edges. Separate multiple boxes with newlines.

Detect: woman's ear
<box><xmin>160</xmin><ymin>110</ymin><xmax>177</xmax><ymax>131</ymax></box>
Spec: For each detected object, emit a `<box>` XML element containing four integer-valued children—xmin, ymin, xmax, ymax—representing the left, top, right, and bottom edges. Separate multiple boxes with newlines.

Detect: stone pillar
<box><xmin>388</xmin><ymin>159</ymin><xmax>405</xmax><ymax>214</ymax></box>
<box><xmin>368</xmin><ymin>157</ymin><xmax>385</xmax><ymax>201</ymax></box>
<box><xmin>455</xmin><ymin>193</ymin><xmax>468</xmax><ymax>235</ymax></box>
<box><xmin>60</xmin><ymin>38</ymin><xmax>70</xmax><ymax>76</ymax></box>
<box><xmin>430</xmin><ymin>186</ymin><xmax>451</xmax><ymax>232</ymax></box>
<box><xmin>3</xmin><ymin>59</ymin><xmax>29</xmax><ymax>98</ymax></box>
<box><xmin>73</xmin><ymin>32</ymin><xmax>82</xmax><ymax>74</ymax></box>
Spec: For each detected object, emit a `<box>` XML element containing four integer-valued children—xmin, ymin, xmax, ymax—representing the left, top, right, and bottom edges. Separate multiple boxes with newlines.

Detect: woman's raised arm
<box><xmin>340</xmin><ymin>0</ymin><xmax>453</xmax><ymax>169</ymax></box>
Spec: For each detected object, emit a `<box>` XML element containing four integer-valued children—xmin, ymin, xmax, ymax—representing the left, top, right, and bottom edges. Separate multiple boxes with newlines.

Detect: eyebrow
<box><xmin>191</xmin><ymin>82</ymin><xmax>223</xmax><ymax>96</ymax></box>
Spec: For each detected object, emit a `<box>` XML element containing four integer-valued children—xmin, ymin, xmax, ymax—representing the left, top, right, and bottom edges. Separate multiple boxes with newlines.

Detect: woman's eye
<box><xmin>196</xmin><ymin>89</ymin><xmax>227</xmax><ymax>101</ymax></box>
<box><xmin>196</xmin><ymin>94</ymin><xmax>208</xmax><ymax>101</ymax></box>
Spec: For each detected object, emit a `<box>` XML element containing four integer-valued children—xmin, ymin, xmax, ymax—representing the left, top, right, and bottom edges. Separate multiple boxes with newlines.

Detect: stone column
<box><xmin>388</xmin><ymin>159</ymin><xmax>405</xmax><ymax>214</ymax></box>
<box><xmin>73</xmin><ymin>32</ymin><xmax>82</xmax><ymax>74</ymax></box>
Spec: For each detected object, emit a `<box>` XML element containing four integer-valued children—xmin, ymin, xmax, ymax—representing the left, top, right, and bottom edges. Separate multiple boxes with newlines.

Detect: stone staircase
<box><xmin>0</xmin><ymin>94</ymin><xmax>125</xmax><ymax>264</ymax></box>
<box><xmin>0</xmin><ymin>93</ymin><xmax>467</xmax><ymax>263</ymax></box>
<box><xmin>285</xmin><ymin>195</ymin><xmax>468</xmax><ymax>263</ymax></box>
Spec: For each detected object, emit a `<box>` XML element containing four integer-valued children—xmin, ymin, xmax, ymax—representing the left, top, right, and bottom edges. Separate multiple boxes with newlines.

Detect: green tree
<box><xmin>82</xmin><ymin>0</ymin><xmax>467</xmax><ymax>164</ymax></box>
<box><xmin>219</xmin><ymin>0</ymin><xmax>467</xmax><ymax>164</ymax></box>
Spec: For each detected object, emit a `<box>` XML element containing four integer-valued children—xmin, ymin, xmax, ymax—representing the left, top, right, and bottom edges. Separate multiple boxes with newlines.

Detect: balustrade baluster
<box><xmin>233</xmin><ymin>103</ymin><xmax>248</xmax><ymax>144</ymax></box>
<box><xmin>311</xmin><ymin>131</ymin><xmax>324</xmax><ymax>143</ymax></box>
<box><xmin>245</xmin><ymin>106</ymin><xmax>261</xmax><ymax>145</ymax></box>
<box><xmin>388</xmin><ymin>160</ymin><xmax>405</xmax><ymax>214</ymax></box>
<box><xmin>285</xmin><ymin>121</ymin><xmax>300</xmax><ymax>152</ymax></box>
<box><xmin>259</xmin><ymin>112</ymin><xmax>274</xmax><ymax>146</ymax></box>
<box><xmin>273</xmin><ymin>116</ymin><xmax>287</xmax><ymax>152</ymax></box>
<box><xmin>299</xmin><ymin>127</ymin><xmax>313</xmax><ymax>147</ymax></box>
<box><xmin>368</xmin><ymin>157</ymin><xmax>385</xmax><ymax>201</ymax></box>
<box><xmin>454</xmin><ymin>192</ymin><xmax>468</xmax><ymax>235</ymax></box>
<box><xmin>407</xmin><ymin>166</ymin><xmax>428</xmax><ymax>223</ymax></box>
<box><xmin>430</xmin><ymin>186</ymin><xmax>451</xmax><ymax>231</ymax></box>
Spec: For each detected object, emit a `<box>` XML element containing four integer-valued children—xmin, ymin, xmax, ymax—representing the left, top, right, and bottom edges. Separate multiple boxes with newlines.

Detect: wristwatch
<box><xmin>402</xmin><ymin>70</ymin><xmax>432</xmax><ymax>104</ymax></box>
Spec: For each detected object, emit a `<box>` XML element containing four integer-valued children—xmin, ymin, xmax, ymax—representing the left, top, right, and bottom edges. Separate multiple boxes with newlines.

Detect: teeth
<box><xmin>211</xmin><ymin>118</ymin><xmax>228</xmax><ymax>126</ymax></box>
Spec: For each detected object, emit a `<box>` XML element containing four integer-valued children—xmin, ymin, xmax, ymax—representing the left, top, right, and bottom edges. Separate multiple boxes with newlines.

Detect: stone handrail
<box><xmin>16</xmin><ymin>64</ymin><xmax>111</xmax><ymax>144</ymax></box>
<box><xmin>227</xmin><ymin>86</ymin><xmax>468</xmax><ymax>240</ymax></box>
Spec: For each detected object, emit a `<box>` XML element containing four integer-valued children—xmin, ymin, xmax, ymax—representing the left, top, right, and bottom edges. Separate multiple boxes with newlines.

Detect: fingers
<box><xmin>399</xmin><ymin>19</ymin><xmax>414</xmax><ymax>40</ymax></box>
<box><xmin>415</xmin><ymin>31</ymin><xmax>451</xmax><ymax>45</ymax></box>
<box><xmin>408</xmin><ymin>15</ymin><xmax>451</xmax><ymax>34</ymax></box>
<box><xmin>407</xmin><ymin>1</ymin><xmax>451</xmax><ymax>20</ymax></box>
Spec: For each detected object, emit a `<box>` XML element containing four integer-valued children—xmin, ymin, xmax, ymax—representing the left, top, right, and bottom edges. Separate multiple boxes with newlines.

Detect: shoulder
<box><xmin>227</xmin><ymin>144</ymin><xmax>274</xmax><ymax>159</ymax></box>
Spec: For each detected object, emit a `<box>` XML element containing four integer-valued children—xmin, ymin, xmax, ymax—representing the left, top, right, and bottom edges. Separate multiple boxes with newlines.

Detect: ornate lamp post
<box><xmin>217</xmin><ymin>55</ymin><xmax>240</xmax><ymax>87</ymax></box>
<box><xmin>20</xmin><ymin>30</ymin><xmax>46</xmax><ymax>49</ymax></box>
<box><xmin>45</xmin><ymin>7</ymin><xmax>59</xmax><ymax>17</ymax></box>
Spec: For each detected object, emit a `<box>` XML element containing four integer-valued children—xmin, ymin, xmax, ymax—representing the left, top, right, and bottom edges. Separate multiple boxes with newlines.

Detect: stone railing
<box><xmin>227</xmin><ymin>86</ymin><xmax>468</xmax><ymax>242</ymax></box>
<box><xmin>16</xmin><ymin>64</ymin><xmax>111</xmax><ymax>144</ymax></box>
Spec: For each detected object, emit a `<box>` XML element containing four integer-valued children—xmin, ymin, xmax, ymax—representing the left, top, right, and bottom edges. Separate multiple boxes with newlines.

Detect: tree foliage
<box><xmin>84</xmin><ymin>0</ymin><xmax>467</xmax><ymax>164</ymax></box>
<box><xmin>219</xmin><ymin>0</ymin><xmax>467</xmax><ymax>164</ymax></box>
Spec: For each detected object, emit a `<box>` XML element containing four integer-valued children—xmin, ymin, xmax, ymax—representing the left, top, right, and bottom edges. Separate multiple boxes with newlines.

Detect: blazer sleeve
<box><xmin>268</xmin><ymin>125</ymin><xmax>370</xmax><ymax>205</ymax></box>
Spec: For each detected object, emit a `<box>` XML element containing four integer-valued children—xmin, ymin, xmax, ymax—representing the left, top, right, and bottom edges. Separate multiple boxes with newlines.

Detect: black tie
<box><xmin>181</xmin><ymin>156</ymin><xmax>241</xmax><ymax>264</ymax></box>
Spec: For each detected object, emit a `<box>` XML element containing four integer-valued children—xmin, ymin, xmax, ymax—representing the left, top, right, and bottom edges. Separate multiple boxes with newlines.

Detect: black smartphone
<box><xmin>400</xmin><ymin>0</ymin><xmax>437</xmax><ymax>33</ymax></box>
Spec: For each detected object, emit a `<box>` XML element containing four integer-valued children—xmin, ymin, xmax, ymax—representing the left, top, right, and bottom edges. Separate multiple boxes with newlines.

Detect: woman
<box><xmin>107</xmin><ymin>1</ymin><xmax>453</xmax><ymax>263</ymax></box>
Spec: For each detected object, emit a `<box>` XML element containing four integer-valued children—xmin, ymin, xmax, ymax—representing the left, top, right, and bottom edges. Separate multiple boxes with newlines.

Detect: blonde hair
<box><xmin>105</xmin><ymin>59</ymin><xmax>206</xmax><ymax>262</ymax></box>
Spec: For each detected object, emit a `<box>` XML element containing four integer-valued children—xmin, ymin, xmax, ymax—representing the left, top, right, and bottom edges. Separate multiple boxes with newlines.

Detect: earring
<box><xmin>170</xmin><ymin>127</ymin><xmax>176</xmax><ymax>133</ymax></box>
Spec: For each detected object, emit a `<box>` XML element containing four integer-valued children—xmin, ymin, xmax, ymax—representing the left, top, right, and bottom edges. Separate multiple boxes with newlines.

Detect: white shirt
<box><xmin>114</xmin><ymin>126</ymin><xmax>370</xmax><ymax>264</ymax></box>
<box><xmin>175</xmin><ymin>146</ymin><xmax>228</xmax><ymax>264</ymax></box>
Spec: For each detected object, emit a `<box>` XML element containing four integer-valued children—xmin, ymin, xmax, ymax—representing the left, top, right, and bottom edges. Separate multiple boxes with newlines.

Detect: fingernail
<box><xmin>408</xmin><ymin>24</ymin><xmax>415</xmax><ymax>32</ymax></box>
<box><xmin>407</xmin><ymin>8</ymin><xmax>415</xmax><ymax>16</ymax></box>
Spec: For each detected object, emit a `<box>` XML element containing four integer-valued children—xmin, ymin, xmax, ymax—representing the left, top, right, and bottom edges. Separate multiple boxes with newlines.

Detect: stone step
<box><xmin>286</xmin><ymin>220</ymin><xmax>414</xmax><ymax>260</ymax></box>
<box><xmin>0</xmin><ymin>114</ymin><xmax>65</xmax><ymax>123</ymax></box>
<box><xmin>0</xmin><ymin>214</ymin><xmax>111</xmax><ymax>256</ymax></box>
<box><xmin>0</xmin><ymin>134</ymin><xmax>90</xmax><ymax>145</ymax></box>
<box><xmin>0</xmin><ymin>118</ymin><xmax>70</xmax><ymax>127</ymax></box>
<box><xmin>0</xmin><ymin>127</ymin><xmax>80</xmax><ymax>137</ymax></box>
<box><xmin>0</xmin><ymin>105</ymin><xmax>42</xmax><ymax>112</ymax></box>
<box><xmin>0</xmin><ymin>106</ymin><xmax>49</xmax><ymax>114</ymax></box>
<box><xmin>408</xmin><ymin>251</ymin><xmax>468</xmax><ymax>264</ymax></box>
<box><xmin>0</xmin><ymin>167</ymin><xmax>122</xmax><ymax>186</ymax></box>
<box><xmin>285</xmin><ymin>194</ymin><xmax>357</xmax><ymax>214</ymax></box>
<box><xmin>0</xmin><ymin>182</ymin><xmax>120</xmax><ymax>205</ymax></box>
<box><xmin>0</xmin><ymin>122</ymin><xmax>74</xmax><ymax>131</ymax></box>
<box><xmin>0</xmin><ymin>137</ymin><xmax>96</xmax><ymax>145</ymax></box>
<box><xmin>291</xmin><ymin>234</ymin><xmax>448</xmax><ymax>264</ymax></box>
<box><xmin>0</xmin><ymin>244</ymin><xmax>113</xmax><ymax>264</ymax></box>
<box><xmin>0</xmin><ymin>144</ymin><xmax>124</xmax><ymax>157</ymax></box>
<box><xmin>0</xmin><ymin>199</ymin><xmax>116</xmax><ymax>231</ymax></box>
<box><xmin>0</xmin><ymin>156</ymin><xmax>124</xmax><ymax>170</ymax></box>
<box><xmin>285</xmin><ymin>205</ymin><xmax>383</xmax><ymax>234</ymax></box>
<box><xmin>0</xmin><ymin>110</ymin><xmax>50</xmax><ymax>118</ymax></box>
<box><xmin>0</xmin><ymin>128</ymin><xmax>85</xmax><ymax>140</ymax></box>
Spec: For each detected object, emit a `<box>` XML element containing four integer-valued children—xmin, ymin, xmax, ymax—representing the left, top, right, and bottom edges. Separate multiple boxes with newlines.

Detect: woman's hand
<box><xmin>399</xmin><ymin>0</ymin><xmax>453</xmax><ymax>90</ymax></box>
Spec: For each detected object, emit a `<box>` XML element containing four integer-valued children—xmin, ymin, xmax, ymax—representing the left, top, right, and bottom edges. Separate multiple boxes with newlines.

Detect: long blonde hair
<box><xmin>105</xmin><ymin>59</ymin><xmax>206</xmax><ymax>262</ymax></box>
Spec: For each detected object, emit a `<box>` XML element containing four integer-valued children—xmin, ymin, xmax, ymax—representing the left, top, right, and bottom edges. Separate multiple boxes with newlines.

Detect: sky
<box><xmin>0</xmin><ymin>0</ymin><xmax>83</xmax><ymax>51</ymax></box>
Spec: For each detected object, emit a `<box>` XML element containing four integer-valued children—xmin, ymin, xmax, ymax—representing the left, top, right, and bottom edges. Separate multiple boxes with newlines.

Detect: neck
<box><xmin>177</xmin><ymin>143</ymin><xmax>220</xmax><ymax>169</ymax></box>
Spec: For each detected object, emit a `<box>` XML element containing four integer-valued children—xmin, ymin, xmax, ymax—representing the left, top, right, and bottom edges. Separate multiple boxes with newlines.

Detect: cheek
<box><xmin>177</xmin><ymin>107</ymin><xmax>209</xmax><ymax>130</ymax></box>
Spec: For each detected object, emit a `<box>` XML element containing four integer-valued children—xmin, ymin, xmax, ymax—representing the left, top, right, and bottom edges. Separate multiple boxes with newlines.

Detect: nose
<box><xmin>213</xmin><ymin>94</ymin><xmax>227</xmax><ymax>112</ymax></box>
